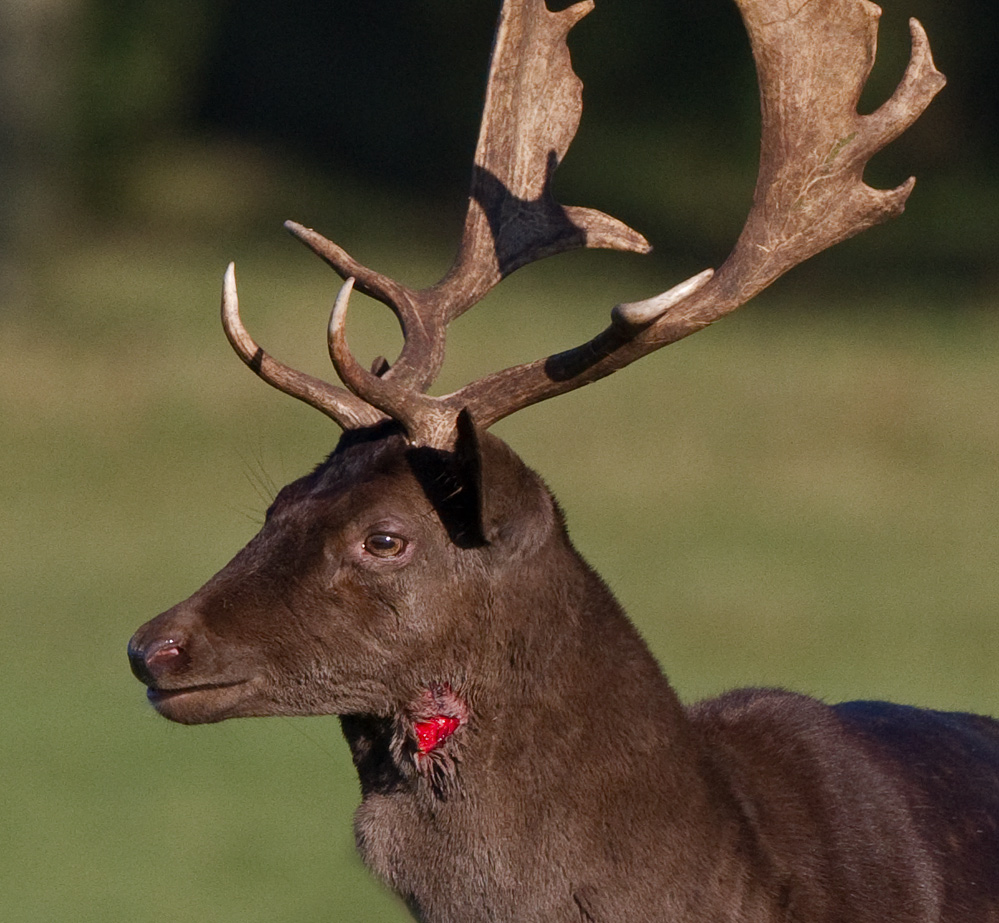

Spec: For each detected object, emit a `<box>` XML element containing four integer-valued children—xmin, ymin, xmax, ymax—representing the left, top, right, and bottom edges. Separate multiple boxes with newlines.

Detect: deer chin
<box><xmin>146</xmin><ymin>678</ymin><xmax>259</xmax><ymax>725</ymax></box>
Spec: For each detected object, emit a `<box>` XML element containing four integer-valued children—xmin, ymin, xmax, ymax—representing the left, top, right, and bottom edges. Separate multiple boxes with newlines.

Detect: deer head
<box><xmin>128</xmin><ymin>419</ymin><xmax>575</xmax><ymax>729</ymax></box>
<box><xmin>128</xmin><ymin>0</ymin><xmax>944</xmax><ymax>759</ymax></box>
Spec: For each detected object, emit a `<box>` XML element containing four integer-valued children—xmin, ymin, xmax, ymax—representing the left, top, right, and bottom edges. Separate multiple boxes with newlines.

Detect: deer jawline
<box><xmin>146</xmin><ymin>678</ymin><xmax>255</xmax><ymax>725</ymax></box>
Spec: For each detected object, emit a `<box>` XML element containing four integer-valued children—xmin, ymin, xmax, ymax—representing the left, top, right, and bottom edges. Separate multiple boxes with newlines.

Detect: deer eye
<box><xmin>363</xmin><ymin>533</ymin><xmax>408</xmax><ymax>558</ymax></box>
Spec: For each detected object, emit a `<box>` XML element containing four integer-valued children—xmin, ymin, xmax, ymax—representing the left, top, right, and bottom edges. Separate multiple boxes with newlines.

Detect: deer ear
<box><xmin>405</xmin><ymin>410</ymin><xmax>487</xmax><ymax>549</ymax></box>
<box><xmin>447</xmin><ymin>408</ymin><xmax>487</xmax><ymax>548</ymax></box>
<box><xmin>452</xmin><ymin>411</ymin><xmax>557</xmax><ymax>554</ymax></box>
<box><xmin>409</xmin><ymin>409</ymin><xmax>550</xmax><ymax>550</ymax></box>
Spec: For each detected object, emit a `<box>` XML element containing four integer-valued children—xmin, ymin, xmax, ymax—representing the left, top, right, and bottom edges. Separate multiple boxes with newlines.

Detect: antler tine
<box><xmin>284</xmin><ymin>220</ymin><xmax>444</xmax><ymax>392</ymax></box>
<box><xmin>433</xmin><ymin>0</ymin><xmax>650</xmax><ymax>317</ymax></box>
<box><xmin>220</xmin><ymin>263</ymin><xmax>385</xmax><ymax>430</ymax></box>
<box><xmin>326</xmin><ymin>277</ymin><xmax>458</xmax><ymax>446</ymax></box>
<box><xmin>444</xmin><ymin>0</ymin><xmax>946</xmax><ymax>432</ymax></box>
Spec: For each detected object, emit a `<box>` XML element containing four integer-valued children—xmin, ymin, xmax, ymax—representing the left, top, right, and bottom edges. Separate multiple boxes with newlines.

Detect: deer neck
<box><xmin>339</xmin><ymin>552</ymin><xmax>733</xmax><ymax>913</ymax></box>
<box><xmin>471</xmin><ymin>558</ymin><xmax>708</xmax><ymax>802</ymax></box>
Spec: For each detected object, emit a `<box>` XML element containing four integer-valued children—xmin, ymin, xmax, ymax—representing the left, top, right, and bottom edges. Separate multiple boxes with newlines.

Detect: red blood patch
<box><xmin>414</xmin><ymin>714</ymin><xmax>461</xmax><ymax>754</ymax></box>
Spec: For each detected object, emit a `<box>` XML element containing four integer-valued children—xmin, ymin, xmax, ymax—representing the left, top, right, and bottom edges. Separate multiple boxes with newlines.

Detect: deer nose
<box><xmin>128</xmin><ymin>635</ymin><xmax>191</xmax><ymax>687</ymax></box>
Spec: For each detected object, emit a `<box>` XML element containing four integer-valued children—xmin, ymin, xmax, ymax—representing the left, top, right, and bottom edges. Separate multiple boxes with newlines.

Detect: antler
<box><xmin>444</xmin><ymin>0</ymin><xmax>946</xmax><ymax>431</ymax></box>
<box><xmin>223</xmin><ymin>0</ymin><xmax>648</xmax><ymax>438</ymax></box>
<box><xmin>222</xmin><ymin>0</ymin><xmax>945</xmax><ymax>448</ymax></box>
<box><xmin>220</xmin><ymin>263</ymin><xmax>384</xmax><ymax>429</ymax></box>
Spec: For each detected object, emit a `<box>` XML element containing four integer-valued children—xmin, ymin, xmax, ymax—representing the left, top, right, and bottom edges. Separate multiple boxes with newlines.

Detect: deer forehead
<box><xmin>265</xmin><ymin>444</ymin><xmax>431</xmax><ymax>525</ymax></box>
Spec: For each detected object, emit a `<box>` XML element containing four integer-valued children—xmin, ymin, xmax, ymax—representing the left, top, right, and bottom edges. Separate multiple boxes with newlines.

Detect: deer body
<box><xmin>131</xmin><ymin>430</ymin><xmax>999</xmax><ymax>922</ymax></box>
<box><xmin>127</xmin><ymin>0</ymin><xmax>999</xmax><ymax>918</ymax></box>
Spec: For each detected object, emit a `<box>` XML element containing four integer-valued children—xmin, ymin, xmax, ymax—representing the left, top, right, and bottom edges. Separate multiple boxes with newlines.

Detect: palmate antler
<box><xmin>222</xmin><ymin>0</ymin><xmax>945</xmax><ymax>449</ymax></box>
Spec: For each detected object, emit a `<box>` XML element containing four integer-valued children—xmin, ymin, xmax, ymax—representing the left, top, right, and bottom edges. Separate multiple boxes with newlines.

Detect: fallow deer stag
<box><xmin>128</xmin><ymin>1</ymin><xmax>999</xmax><ymax>920</ymax></box>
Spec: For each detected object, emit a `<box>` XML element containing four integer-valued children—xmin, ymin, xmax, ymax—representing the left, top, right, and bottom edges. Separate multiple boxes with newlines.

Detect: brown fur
<box><xmin>129</xmin><ymin>426</ymin><xmax>999</xmax><ymax>922</ymax></box>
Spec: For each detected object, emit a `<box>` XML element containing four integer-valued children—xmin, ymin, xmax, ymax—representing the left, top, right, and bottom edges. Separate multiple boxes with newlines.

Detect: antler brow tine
<box><xmin>220</xmin><ymin>263</ymin><xmax>384</xmax><ymax>430</ymax></box>
<box><xmin>326</xmin><ymin>276</ymin><xmax>449</xmax><ymax>445</ymax></box>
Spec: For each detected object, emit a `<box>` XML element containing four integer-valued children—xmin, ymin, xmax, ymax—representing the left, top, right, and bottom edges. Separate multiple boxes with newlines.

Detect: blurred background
<box><xmin>2</xmin><ymin>1</ymin><xmax>996</xmax><ymax>921</ymax></box>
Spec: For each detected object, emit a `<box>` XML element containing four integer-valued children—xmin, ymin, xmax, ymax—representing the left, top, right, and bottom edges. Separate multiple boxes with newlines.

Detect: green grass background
<box><xmin>2</xmin><ymin>149</ymin><xmax>997</xmax><ymax>922</ymax></box>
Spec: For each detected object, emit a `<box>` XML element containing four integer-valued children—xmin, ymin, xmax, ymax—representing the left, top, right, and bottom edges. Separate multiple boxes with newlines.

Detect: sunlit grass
<box><xmin>3</xmin><ymin>152</ymin><xmax>997</xmax><ymax>921</ymax></box>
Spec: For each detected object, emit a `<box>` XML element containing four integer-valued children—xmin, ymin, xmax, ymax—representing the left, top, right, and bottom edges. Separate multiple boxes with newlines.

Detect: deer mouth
<box><xmin>145</xmin><ymin>678</ymin><xmax>255</xmax><ymax>725</ymax></box>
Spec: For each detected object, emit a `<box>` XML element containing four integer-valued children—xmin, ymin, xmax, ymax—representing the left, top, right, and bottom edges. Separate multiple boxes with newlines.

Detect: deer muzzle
<box><xmin>128</xmin><ymin>608</ymin><xmax>259</xmax><ymax>725</ymax></box>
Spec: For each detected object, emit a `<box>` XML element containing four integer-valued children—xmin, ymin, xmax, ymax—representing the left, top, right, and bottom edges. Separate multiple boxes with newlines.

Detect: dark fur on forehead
<box><xmin>322</xmin><ymin>420</ymin><xmax>406</xmax><ymax>468</ymax></box>
<box><xmin>320</xmin><ymin>417</ymin><xmax>486</xmax><ymax>549</ymax></box>
<box><xmin>307</xmin><ymin>420</ymin><xmax>409</xmax><ymax>490</ymax></box>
